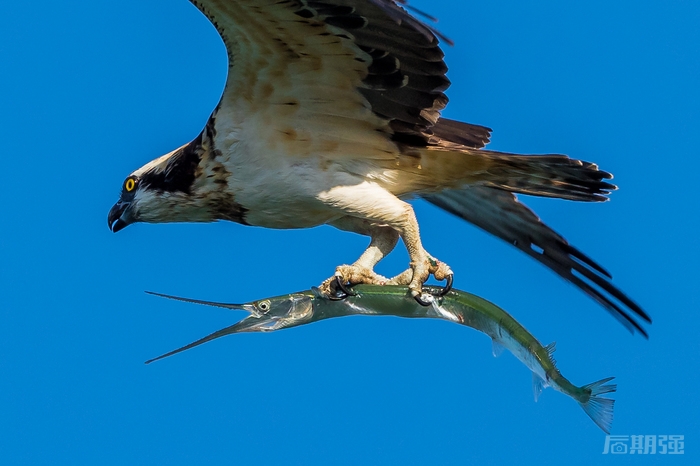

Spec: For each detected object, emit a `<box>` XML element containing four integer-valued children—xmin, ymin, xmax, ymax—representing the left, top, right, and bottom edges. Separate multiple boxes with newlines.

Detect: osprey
<box><xmin>108</xmin><ymin>0</ymin><xmax>650</xmax><ymax>334</ymax></box>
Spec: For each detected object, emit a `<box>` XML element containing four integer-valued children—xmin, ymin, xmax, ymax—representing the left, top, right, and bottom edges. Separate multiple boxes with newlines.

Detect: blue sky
<box><xmin>1</xmin><ymin>0</ymin><xmax>698</xmax><ymax>464</ymax></box>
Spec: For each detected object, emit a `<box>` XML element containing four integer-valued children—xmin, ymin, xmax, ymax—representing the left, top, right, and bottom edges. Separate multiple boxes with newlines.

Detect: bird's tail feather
<box><xmin>478</xmin><ymin>150</ymin><xmax>616</xmax><ymax>202</ymax></box>
<box><xmin>410</xmin><ymin>147</ymin><xmax>616</xmax><ymax>202</ymax></box>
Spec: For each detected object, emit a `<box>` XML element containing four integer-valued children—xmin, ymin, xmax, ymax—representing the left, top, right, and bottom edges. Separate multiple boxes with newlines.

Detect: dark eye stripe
<box><xmin>140</xmin><ymin>135</ymin><xmax>202</xmax><ymax>194</ymax></box>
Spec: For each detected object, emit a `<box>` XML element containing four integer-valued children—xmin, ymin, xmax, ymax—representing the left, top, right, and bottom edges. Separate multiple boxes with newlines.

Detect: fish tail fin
<box><xmin>578</xmin><ymin>377</ymin><xmax>617</xmax><ymax>434</ymax></box>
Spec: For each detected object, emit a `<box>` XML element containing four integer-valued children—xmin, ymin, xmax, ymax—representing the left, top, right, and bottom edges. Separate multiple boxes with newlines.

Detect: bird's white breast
<box><xmin>211</xmin><ymin>105</ymin><xmax>374</xmax><ymax>229</ymax></box>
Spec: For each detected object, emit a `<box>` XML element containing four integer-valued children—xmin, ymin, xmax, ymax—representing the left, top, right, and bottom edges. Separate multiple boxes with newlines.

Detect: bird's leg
<box><xmin>317</xmin><ymin>182</ymin><xmax>453</xmax><ymax>297</ymax></box>
<box><xmin>319</xmin><ymin>217</ymin><xmax>399</xmax><ymax>296</ymax></box>
<box><xmin>383</xmin><ymin>205</ymin><xmax>453</xmax><ymax>294</ymax></box>
<box><xmin>385</xmin><ymin>269</ymin><xmax>413</xmax><ymax>285</ymax></box>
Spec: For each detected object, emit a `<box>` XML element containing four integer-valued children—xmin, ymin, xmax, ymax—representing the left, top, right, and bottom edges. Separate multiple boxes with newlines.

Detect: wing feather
<box><xmin>422</xmin><ymin>187</ymin><xmax>651</xmax><ymax>336</ymax></box>
<box><xmin>188</xmin><ymin>0</ymin><xmax>454</xmax><ymax>159</ymax></box>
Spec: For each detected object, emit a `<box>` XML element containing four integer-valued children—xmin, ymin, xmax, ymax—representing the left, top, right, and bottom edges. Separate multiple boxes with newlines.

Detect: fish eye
<box><xmin>257</xmin><ymin>300</ymin><xmax>271</xmax><ymax>312</ymax></box>
<box><xmin>124</xmin><ymin>177</ymin><xmax>137</xmax><ymax>193</ymax></box>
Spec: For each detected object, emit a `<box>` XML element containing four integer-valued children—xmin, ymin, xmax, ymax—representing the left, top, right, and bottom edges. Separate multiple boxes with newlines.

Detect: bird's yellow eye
<box><xmin>125</xmin><ymin>178</ymin><xmax>136</xmax><ymax>192</ymax></box>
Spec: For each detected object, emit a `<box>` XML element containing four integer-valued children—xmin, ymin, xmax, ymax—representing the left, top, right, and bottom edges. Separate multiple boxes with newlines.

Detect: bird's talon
<box><xmin>435</xmin><ymin>273</ymin><xmax>454</xmax><ymax>297</ymax></box>
<box><xmin>334</xmin><ymin>275</ymin><xmax>356</xmax><ymax>297</ymax></box>
<box><xmin>413</xmin><ymin>291</ymin><xmax>435</xmax><ymax>306</ymax></box>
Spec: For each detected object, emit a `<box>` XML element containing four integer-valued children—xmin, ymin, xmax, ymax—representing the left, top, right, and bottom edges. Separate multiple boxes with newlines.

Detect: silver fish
<box><xmin>146</xmin><ymin>285</ymin><xmax>617</xmax><ymax>433</ymax></box>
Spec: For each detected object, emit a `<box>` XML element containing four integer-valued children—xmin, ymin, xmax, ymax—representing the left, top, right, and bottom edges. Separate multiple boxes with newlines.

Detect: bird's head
<box><xmin>108</xmin><ymin>138</ymin><xmax>222</xmax><ymax>232</ymax></box>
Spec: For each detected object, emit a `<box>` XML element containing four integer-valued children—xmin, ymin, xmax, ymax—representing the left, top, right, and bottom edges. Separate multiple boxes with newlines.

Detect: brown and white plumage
<box><xmin>107</xmin><ymin>0</ymin><xmax>649</xmax><ymax>334</ymax></box>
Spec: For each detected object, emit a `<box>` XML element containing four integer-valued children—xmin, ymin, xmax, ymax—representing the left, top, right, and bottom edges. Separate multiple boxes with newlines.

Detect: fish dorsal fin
<box><xmin>545</xmin><ymin>341</ymin><xmax>557</xmax><ymax>367</ymax></box>
<box><xmin>491</xmin><ymin>339</ymin><xmax>505</xmax><ymax>358</ymax></box>
<box><xmin>532</xmin><ymin>373</ymin><xmax>548</xmax><ymax>402</ymax></box>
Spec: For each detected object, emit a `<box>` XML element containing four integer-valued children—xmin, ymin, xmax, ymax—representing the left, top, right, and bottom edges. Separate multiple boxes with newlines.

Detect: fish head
<box><xmin>246</xmin><ymin>293</ymin><xmax>315</xmax><ymax>322</ymax></box>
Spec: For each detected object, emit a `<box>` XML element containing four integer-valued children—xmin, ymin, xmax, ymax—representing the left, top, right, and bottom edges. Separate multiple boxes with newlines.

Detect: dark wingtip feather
<box><xmin>369</xmin><ymin>0</ymin><xmax>454</xmax><ymax>45</ymax></box>
<box><xmin>566</xmin><ymin>244</ymin><xmax>612</xmax><ymax>278</ymax></box>
<box><xmin>572</xmin><ymin>267</ymin><xmax>652</xmax><ymax>324</ymax></box>
<box><xmin>565</xmin><ymin>274</ymin><xmax>649</xmax><ymax>338</ymax></box>
<box><xmin>423</xmin><ymin>188</ymin><xmax>651</xmax><ymax>336</ymax></box>
<box><xmin>402</xmin><ymin>3</ymin><xmax>439</xmax><ymax>23</ymax></box>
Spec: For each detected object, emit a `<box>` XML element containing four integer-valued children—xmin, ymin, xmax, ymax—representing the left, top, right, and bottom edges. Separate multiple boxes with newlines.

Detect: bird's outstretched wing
<box><xmin>423</xmin><ymin>187</ymin><xmax>651</xmax><ymax>336</ymax></box>
<box><xmin>188</xmin><ymin>0</ymin><xmax>490</xmax><ymax>160</ymax></box>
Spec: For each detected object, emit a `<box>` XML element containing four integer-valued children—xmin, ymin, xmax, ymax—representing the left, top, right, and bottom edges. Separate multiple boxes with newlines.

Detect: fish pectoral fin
<box><xmin>532</xmin><ymin>373</ymin><xmax>549</xmax><ymax>402</ymax></box>
<box><xmin>491</xmin><ymin>339</ymin><xmax>505</xmax><ymax>358</ymax></box>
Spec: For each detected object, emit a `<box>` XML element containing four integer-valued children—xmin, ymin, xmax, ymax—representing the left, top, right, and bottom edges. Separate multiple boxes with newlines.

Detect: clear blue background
<box><xmin>1</xmin><ymin>1</ymin><xmax>697</xmax><ymax>464</ymax></box>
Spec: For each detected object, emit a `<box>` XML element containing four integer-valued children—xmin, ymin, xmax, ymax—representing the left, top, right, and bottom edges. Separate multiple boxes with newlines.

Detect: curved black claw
<box><xmin>335</xmin><ymin>275</ymin><xmax>357</xmax><ymax>297</ymax></box>
<box><xmin>327</xmin><ymin>276</ymin><xmax>356</xmax><ymax>301</ymax></box>
<box><xmin>413</xmin><ymin>292</ymin><xmax>435</xmax><ymax>306</ymax></box>
<box><xmin>435</xmin><ymin>274</ymin><xmax>454</xmax><ymax>297</ymax></box>
<box><xmin>413</xmin><ymin>273</ymin><xmax>454</xmax><ymax>306</ymax></box>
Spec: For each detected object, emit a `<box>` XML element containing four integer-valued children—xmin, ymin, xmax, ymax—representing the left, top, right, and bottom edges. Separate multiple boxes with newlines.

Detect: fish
<box><xmin>146</xmin><ymin>285</ymin><xmax>617</xmax><ymax>433</ymax></box>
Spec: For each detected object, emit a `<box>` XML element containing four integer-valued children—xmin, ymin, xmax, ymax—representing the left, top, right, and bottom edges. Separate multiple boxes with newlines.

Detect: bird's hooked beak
<box><xmin>108</xmin><ymin>201</ymin><xmax>132</xmax><ymax>232</ymax></box>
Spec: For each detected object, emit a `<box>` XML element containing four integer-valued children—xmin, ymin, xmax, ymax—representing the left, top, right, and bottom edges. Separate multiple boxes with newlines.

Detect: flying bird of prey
<box><xmin>108</xmin><ymin>0</ymin><xmax>650</xmax><ymax>334</ymax></box>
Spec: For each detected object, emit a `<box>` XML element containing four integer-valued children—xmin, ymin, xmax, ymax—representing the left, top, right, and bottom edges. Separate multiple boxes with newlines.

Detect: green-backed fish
<box><xmin>146</xmin><ymin>285</ymin><xmax>617</xmax><ymax>433</ymax></box>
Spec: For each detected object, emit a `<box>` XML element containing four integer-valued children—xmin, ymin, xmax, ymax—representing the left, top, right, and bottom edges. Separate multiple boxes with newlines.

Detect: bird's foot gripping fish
<box><xmin>147</xmin><ymin>284</ymin><xmax>617</xmax><ymax>433</ymax></box>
